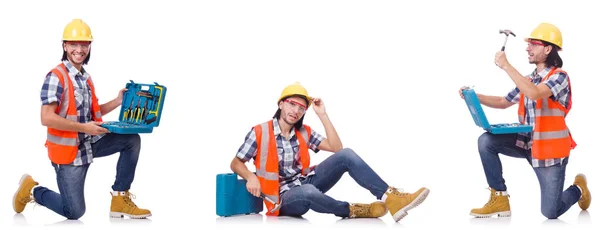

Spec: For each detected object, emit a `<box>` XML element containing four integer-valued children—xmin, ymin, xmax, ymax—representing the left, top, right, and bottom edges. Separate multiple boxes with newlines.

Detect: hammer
<box><xmin>260</xmin><ymin>193</ymin><xmax>281</xmax><ymax>213</ymax></box>
<box><xmin>499</xmin><ymin>29</ymin><xmax>516</xmax><ymax>51</ymax></box>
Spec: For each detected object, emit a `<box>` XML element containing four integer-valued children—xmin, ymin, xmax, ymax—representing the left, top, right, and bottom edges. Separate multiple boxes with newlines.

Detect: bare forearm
<box><xmin>504</xmin><ymin>64</ymin><xmax>542</xmax><ymax>100</ymax></box>
<box><xmin>42</xmin><ymin>113</ymin><xmax>85</xmax><ymax>132</ymax></box>
<box><xmin>230</xmin><ymin>158</ymin><xmax>256</xmax><ymax>180</ymax></box>
<box><xmin>477</xmin><ymin>94</ymin><xmax>511</xmax><ymax>109</ymax></box>
<box><xmin>318</xmin><ymin>113</ymin><xmax>343</xmax><ymax>151</ymax></box>
<box><xmin>100</xmin><ymin>98</ymin><xmax>121</xmax><ymax>115</ymax></box>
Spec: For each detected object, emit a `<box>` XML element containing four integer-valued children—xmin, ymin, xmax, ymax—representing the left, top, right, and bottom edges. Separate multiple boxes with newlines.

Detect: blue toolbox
<box><xmin>100</xmin><ymin>81</ymin><xmax>167</xmax><ymax>134</ymax></box>
<box><xmin>462</xmin><ymin>87</ymin><xmax>533</xmax><ymax>134</ymax></box>
<box><xmin>216</xmin><ymin>173</ymin><xmax>263</xmax><ymax>217</ymax></box>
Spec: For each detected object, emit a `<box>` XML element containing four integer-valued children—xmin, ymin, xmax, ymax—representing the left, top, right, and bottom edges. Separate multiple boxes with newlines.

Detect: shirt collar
<box><xmin>532</xmin><ymin>66</ymin><xmax>553</xmax><ymax>79</ymax></box>
<box><xmin>272</xmin><ymin>118</ymin><xmax>296</xmax><ymax>138</ymax></box>
<box><xmin>63</xmin><ymin>60</ymin><xmax>88</xmax><ymax>80</ymax></box>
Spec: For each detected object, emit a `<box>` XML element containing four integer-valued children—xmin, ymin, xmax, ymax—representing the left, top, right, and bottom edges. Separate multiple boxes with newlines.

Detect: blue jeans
<box><xmin>477</xmin><ymin>132</ymin><xmax>581</xmax><ymax>219</ymax></box>
<box><xmin>278</xmin><ymin>148</ymin><xmax>389</xmax><ymax>218</ymax></box>
<box><xmin>32</xmin><ymin>133</ymin><xmax>141</xmax><ymax>220</ymax></box>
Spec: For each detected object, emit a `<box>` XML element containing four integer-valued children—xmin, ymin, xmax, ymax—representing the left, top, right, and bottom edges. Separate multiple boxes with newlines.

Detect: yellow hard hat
<box><xmin>278</xmin><ymin>82</ymin><xmax>312</xmax><ymax>107</ymax></box>
<box><xmin>524</xmin><ymin>22</ymin><xmax>562</xmax><ymax>50</ymax></box>
<box><xmin>63</xmin><ymin>19</ymin><xmax>93</xmax><ymax>42</ymax></box>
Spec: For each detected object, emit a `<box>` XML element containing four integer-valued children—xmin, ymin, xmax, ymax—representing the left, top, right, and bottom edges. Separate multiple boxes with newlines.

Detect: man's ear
<box><xmin>544</xmin><ymin>45</ymin><xmax>552</xmax><ymax>55</ymax></box>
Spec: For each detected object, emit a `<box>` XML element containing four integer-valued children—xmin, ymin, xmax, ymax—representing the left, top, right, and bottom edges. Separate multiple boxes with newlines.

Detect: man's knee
<box><xmin>541</xmin><ymin>204</ymin><xmax>560</xmax><ymax>219</ymax></box>
<box><xmin>65</xmin><ymin>204</ymin><xmax>86</xmax><ymax>220</ymax></box>
<box><xmin>126</xmin><ymin>134</ymin><xmax>141</xmax><ymax>146</ymax></box>
<box><xmin>336</xmin><ymin>148</ymin><xmax>359</xmax><ymax>160</ymax></box>
<box><xmin>477</xmin><ymin>132</ymin><xmax>495</xmax><ymax>153</ymax></box>
<box><xmin>541</xmin><ymin>209</ymin><xmax>559</xmax><ymax>219</ymax></box>
<box><xmin>122</xmin><ymin>134</ymin><xmax>141</xmax><ymax>153</ymax></box>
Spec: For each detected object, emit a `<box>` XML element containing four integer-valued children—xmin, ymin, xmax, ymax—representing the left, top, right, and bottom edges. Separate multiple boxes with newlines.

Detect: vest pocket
<box><xmin>47</xmin><ymin>142</ymin><xmax>78</xmax><ymax>165</ymax></box>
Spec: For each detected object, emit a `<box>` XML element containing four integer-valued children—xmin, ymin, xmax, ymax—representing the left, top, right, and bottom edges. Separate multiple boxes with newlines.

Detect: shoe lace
<box><xmin>483</xmin><ymin>188</ymin><xmax>496</xmax><ymax>207</ymax></box>
<box><xmin>21</xmin><ymin>194</ymin><xmax>40</xmax><ymax>210</ymax></box>
<box><xmin>389</xmin><ymin>187</ymin><xmax>409</xmax><ymax>196</ymax></box>
<box><xmin>483</xmin><ymin>187</ymin><xmax>509</xmax><ymax>207</ymax></box>
<box><xmin>122</xmin><ymin>192</ymin><xmax>139</xmax><ymax>208</ymax></box>
<box><xmin>349</xmin><ymin>203</ymin><xmax>369</xmax><ymax>218</ymax></box>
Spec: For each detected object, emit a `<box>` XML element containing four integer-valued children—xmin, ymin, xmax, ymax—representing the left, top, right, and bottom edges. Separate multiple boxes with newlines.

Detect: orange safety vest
<box><xmin>44</xmin><ymin>63</ymin><xmax>103</xmax><ymax>165</ymax></box>
<box><xmin>253</xmin><ymin>120</ymin><xmax>312</xmax><ymax>216</ymax></box>
<box><xmin>517</xmin><ymin>67</ymin><xmax>576</xmax><ymax>160</ymax></box>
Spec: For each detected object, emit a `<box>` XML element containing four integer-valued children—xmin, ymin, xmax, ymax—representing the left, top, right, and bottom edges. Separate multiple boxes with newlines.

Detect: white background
<box><xmin>0</xmin><ymin>0</ymin><xmax>597</xmax><ymax>229</ymax></box>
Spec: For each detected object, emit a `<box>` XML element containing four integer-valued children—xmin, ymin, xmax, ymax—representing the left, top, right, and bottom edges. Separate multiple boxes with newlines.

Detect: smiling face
<box><xmin>63</xmin><ymin>41</ymin><xmax>91</xmax><ymax>66</ymax></box>
<box><xmin>278</xmin><ymin>96</ymin><xmax>308</xmax><ymax>126</ymax></box>
<box><xmin>526</xmin><ymin>39</ymin><xmax>551</xmax><ymax>65</ymax></box>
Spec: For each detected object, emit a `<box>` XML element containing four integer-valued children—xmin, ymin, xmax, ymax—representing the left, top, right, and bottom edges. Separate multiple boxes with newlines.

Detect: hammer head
<box><xmin>499</xmin><ymin>29</ymin><xmax>516</xmax><ymax>37</ymax></box>
<box><xmin>269</xmin><ymin>203</ymin><xmax>282</xmax><ymax>213</ymax></box>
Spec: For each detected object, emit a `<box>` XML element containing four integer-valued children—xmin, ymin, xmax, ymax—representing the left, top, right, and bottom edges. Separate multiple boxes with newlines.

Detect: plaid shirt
<box><xmin>40</xmin><ymin>60</ymin><xmax>104</xmax><ymax>166</ymax></box>
<box><xmin>236</xmin><ymin>118</ymin><xmax>325</xmax><ymax>194</ymax></box>
<box><xmin>505</xmin><ymin>67</ymin><xmax>571</xmax><ymax>168</ymax></box>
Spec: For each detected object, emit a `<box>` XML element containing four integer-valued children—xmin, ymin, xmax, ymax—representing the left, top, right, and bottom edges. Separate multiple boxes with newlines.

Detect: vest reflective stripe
<box><xmin>253</xmin><ymin>120</ymin><xmax>312</xmax><ymax>216</ymax></box>
<box><xmin>297</xmin><ymin>126</ymin><xmax>311</xmax><ymax>176</ymax></box>
<box><xmin>258</xmin><ymin>122</ymin><xmax>270</xmax><ymax>177</ymax></box>
<box><xmin>54</xmin><ymin>66</ymin><xmax>72</xmax><ymax>118</ymax></box>
<box><xmin>517</xmin><ymin>67</ymin><xmax>576</xmax><ymax>160</ymax></box>
<box><xmin>47</xmin><ymin>133</ymin><xmax>78</xmax><ymax>146</ymax></box>
<box><xmin>255</xmin><ymin>169</ymin><xmax>279</xmax><ymax>180</ymax></box>
<box><xmin>86</xmin><ymin>77</ymin><xmax>103</xmax><ymax>120</ymax></box>
<box><xmin>45</xmin><ymin>63</ymin><xmax>103</xmax><ymax>165</ymax></box>
<box><xmin>535</xmin><ymin>108</ymin><xmax>565</xmax><ymax>117</ymax></box>
<box><xmin>533</xmin><ymin>130</ymin><xmax>570</xmax><ymax>140</ymax></box>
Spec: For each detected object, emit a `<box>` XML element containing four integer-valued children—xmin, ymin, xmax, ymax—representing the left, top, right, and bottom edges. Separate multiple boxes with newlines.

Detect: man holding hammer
<box><xmin>459</xmin><ymin>23</ymin><xmax>591</xmax><ymax>219</ymax></box>
<box><xmin>231</xmin><ymin>82</ymin><xmax>429</xmax><ymax>222</ymax></box>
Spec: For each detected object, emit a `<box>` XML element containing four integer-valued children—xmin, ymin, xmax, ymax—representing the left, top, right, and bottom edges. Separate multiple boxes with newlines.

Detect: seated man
<box><xmin>230</xmin><ymin>82</ymin><xmax>429</xmax><ymax>222</ymax></box>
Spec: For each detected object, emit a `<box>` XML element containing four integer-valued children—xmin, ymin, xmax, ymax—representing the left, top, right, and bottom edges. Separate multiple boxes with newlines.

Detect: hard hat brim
<box><xmin>63</xmin><ymin>38</ymin><xmax>94</xmax><ymax>42</ymax></box>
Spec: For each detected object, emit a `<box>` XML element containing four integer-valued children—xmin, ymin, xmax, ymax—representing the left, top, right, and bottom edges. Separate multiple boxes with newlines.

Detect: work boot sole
<box><xmin>470</xmin><ymin>210</ymin><xmax>511</xmax><ymax>218</ymax></box>
<box><xmin>13</xmin><ymin>174</ymin><xmax>32</xmax><ymax>213</ymax></box>
<box><xmin>577</xmin><ymin>173</ymin><xmax>591</xmax><ymax>210</ymax></box>
<box><xmin>110</xmin><ymin>211</ymin><xmax>152</xmax><ymax>219</ymax></box>
<box><xmin>392</xmin><ymin>188</ymin><xmax>430</xmax><ymax>222</ymax></box>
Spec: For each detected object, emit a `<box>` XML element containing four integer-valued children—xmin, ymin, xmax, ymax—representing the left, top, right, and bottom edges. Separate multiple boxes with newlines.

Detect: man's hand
<box><xmin>82</xmin><ymin>121</ymin><xmax>109</xmax><ymax>135</ymax></box>
<box><xmin>246</xmin><ymin>174</ymin><xmax>261</xmax><ymax>197</ymax></box>
<box><xmin>458</xmin><ymin>86</ymin><xmax>470</xmax><ymax>99</ymax></box>
<box><xmin>311</xmin><ymin>97</ymin><xmax>326</xmax><ymax>115</ymax></box>
<box><xmin>116</xmin><ymin>88</ymin><xmax>127</xmax><ymax>105</ymax></box>
<box><xmin>495</xmin><ymin>51</ymin><xmax>510</xmax><ymax>70</ymax></box>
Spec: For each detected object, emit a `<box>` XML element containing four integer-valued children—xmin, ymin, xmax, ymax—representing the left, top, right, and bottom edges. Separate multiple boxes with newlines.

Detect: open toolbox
<box><xmin>101</xmin><ymin>80</ymin><xmax>167</xmax><ymax>134</ymax></box>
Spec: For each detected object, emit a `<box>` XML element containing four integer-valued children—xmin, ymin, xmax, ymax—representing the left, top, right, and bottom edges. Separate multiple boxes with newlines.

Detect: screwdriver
<box><xmin>133</xmin><ymin>98</ymin><xmax>142</xmax><ymax>122</ymax></box>
<box><xmin>123</xmin><ymin>97</ymin><xmax>134</xmax><ymax>121</ymax></box>
<box><xmin>137</xmin><ymin>99</ymin><xmax>148</xmax><ymax>123</ymax></box>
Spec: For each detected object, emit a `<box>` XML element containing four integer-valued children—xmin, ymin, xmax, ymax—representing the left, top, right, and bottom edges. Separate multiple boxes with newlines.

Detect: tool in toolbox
<box><xmin>100</xmin><ymin>80</ymin><xmax>167</xmax><ymax>134</ymax></box>
<box><xmin>123</xmin><ymin>97</ymin><xmax>135</xmax><ymax>121</ymax></box>
<box><xmin>499</xmin><ymin>29</ymin><xmax>516</xmax><ymax>51</ymax></box>
<box><xmin>216</xmin><ymin>173</ymin><xmax>263</xmax><ymax>217</ymax></box>
<box><xmin>461</xmin><ymin>86</ymin><xmax>533</xmax><ymax>134</ymax></box>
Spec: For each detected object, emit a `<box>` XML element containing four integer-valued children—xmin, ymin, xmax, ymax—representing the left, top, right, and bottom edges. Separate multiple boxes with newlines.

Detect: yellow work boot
<box><xmin>109</xmin><ymin>191</ymin><xmax>152</xmax><ymax>219</ymax></box>
<box><xmin>382</xmin><ymin>186</ymin><xmax>430</xmax><ymax>222</ymax></box>
<box><xmin>13</xmin><ymin>174</ymin><xmax>38</xmax><ymax>213</ymax></box>
<box><xmin>470</xmin><ymin>188</ymin><xmax>511</xmax><ymax>218</ymax></box>
<box><xmin>574</xmin><ymin>173</ymin><xmax>591</xmax><ymax>210</ymax></box>
<box><xmin>348</xmin><ymin>201</ymin><xmax>388</xmax><ymax>218</ymax></box>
